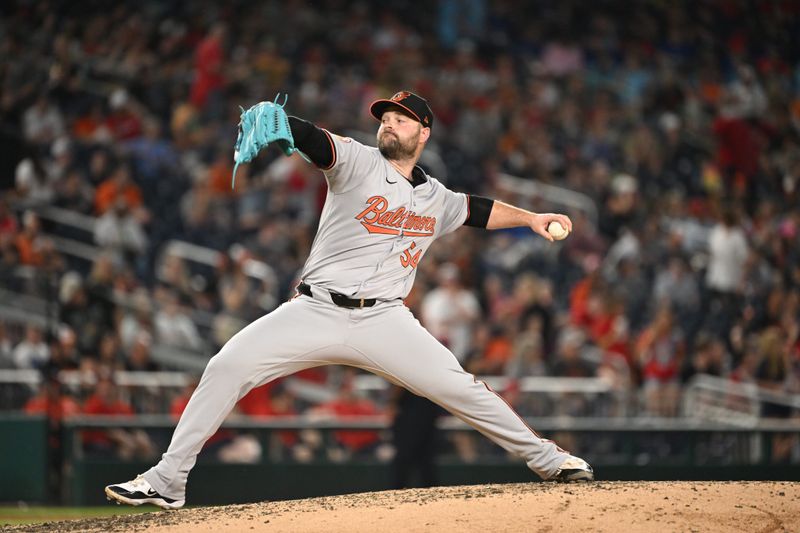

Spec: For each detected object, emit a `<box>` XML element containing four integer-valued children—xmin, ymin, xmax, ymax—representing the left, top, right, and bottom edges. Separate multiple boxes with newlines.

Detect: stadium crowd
<box><xmin>0</xmin><ymin>0</ymin><xmax>799</xmax><ymax>459</ymax></box>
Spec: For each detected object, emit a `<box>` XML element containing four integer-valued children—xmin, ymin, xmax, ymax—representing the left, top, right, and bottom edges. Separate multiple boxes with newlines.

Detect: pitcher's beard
<box><xmin>378</xmin><ymin>133</ymin><xmax>417</xmax><ymax>160</ymax></box>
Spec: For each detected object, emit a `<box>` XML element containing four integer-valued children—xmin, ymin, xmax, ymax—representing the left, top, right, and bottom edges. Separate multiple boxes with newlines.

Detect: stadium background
<box><xmin>0</xmin><ymin>0</ymin><xmax>798</xmax><ymax>510</ymax></box>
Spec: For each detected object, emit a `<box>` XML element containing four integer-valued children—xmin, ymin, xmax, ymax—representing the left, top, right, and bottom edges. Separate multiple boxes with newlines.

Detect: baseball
<box><xmin>547</xmin><ymin>221</ymin><xmax>569</xmax><ymax>240</ymax></box>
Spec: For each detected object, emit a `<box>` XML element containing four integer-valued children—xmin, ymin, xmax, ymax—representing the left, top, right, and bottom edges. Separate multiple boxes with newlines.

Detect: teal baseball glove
<box><xmin>231</xmin><ymin>94</ymin><xmax>307</xmax><ymax>189</ymax></box>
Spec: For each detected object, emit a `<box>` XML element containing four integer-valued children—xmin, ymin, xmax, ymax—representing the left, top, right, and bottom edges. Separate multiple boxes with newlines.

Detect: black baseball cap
<box><xmin>369</xmin><ymin>91</ymin><xmax>434</xmax><ymax>129</ymax></box>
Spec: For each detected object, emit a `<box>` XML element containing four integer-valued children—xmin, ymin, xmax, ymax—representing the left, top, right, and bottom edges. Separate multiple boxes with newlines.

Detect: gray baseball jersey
<box><xmin>137</xmin><ymin>128</ymin><xmax>575</xmax><ymax>502</ymax></box>
<box><xmin>301</xmin><ymin>133</ymin><xmax>468</xmax><ymax>299</ymax></box>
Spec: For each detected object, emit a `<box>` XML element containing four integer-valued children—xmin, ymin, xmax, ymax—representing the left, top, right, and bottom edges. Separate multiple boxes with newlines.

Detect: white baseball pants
<box><xmin>143</xmin><ymin>289</ymin><xmax>570</xmax><ymax>499</ymax></box>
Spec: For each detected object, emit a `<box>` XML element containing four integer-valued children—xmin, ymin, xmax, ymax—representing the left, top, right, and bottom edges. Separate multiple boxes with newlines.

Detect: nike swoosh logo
<box><xmin>385</xmin><ymin>176</ymin><xmax>397</xmax><ymax>184</ymax></box>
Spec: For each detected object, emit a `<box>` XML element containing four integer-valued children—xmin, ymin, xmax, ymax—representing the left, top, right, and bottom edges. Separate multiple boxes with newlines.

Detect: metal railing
<box><xmin>60</xmin><ymin>413</ymin><xmax>800</xmax><ymax>466</ymax></box>
<box><xmin>157</xmin><ymin>239</ymin><xmax>278</xmax><ymax>286</ymax></box>
<box><xmin>0</xmin><ymin>368</ymin><xmax>625</xmax><ymax>417</ymax></box>
<box><xmin>495</xmin><ymin>173</ymin><xmax>599</xmax><ymax>225</ymax></box>
<box><xmin>683</xmin><ymin>374</ymin><xmax>800</xmax><ymax>427</ymax></box>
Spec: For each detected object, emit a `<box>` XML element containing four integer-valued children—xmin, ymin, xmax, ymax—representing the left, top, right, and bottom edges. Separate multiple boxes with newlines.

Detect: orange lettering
<box><xmin>378</xmin><ymin>211</ymin><xmax>395</xmax><ymax>225</ymax></box>
<box><xmin>389</xmin><ymin>207</ymin><xmax>406</xmax><ymax>227</ymax></box>
<box><xmin>354</xmin><ymin>196</ymin><xmax>388</xmax><ymax>223</ymax></box>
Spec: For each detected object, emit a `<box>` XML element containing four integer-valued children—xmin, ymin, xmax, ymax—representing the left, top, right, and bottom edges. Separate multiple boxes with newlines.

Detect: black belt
<box><xmin>297</xmin><ymin>282</ymin><xmax>377</xmax><ymax>308</ymax></box>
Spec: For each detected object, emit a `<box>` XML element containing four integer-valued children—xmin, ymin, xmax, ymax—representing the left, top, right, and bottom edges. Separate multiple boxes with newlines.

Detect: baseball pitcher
<box><xmin>105</xmin><ymin>91</ymin><xmax>593</xmax><ymax>509</ymax></box>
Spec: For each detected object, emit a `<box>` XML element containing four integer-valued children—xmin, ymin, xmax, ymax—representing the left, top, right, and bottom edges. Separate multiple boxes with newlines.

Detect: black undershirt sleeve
<box><xmin>288</xmin><ymin>116</ymin><xmax>335</xmax><ymax>169</ymax></box>
<box><xmin>464</xmin><ymin>195</ymin><xmax>494</xmax><ymax>228</ymax></box>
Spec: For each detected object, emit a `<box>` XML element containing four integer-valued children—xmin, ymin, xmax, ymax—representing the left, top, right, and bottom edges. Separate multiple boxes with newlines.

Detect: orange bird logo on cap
<box><xmin>391</xmin><ymin>91</ymin><xmax>411</xmax><ymax>101</ymax></box>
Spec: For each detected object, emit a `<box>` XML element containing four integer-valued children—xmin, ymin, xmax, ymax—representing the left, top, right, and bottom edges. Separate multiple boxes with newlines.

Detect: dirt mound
<box><xmin>6</xmin><ymin>481</ymin><xmax>799</xmax><ymax>532</ymax></box>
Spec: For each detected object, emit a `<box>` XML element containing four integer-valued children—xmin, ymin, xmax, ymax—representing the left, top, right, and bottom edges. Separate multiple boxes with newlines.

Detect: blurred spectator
<box><xmin>97</xmin><ymin>332</ymin><xmax>124</xmax><ymax>370</ymax></box>
<box><xmin>506</xmin><ymin>315</ymin><xmax>548</xmax><ymax>378</ymax></box>
<box><xmin>705</xmin><ymin>206</ymin><xmax>749</xmax><ymax>338</ymax></box>
<box><xmin>636</xmin><ymin>306</ymin><xmax>685</xmax><ymax>417</ymax></box>
<box><xmin>421</xmin><ymin>263</ymin><xmax>480</xmax><ymax>363</ymax></box>
<box><xmin>105</xmin><ymin>89</ymin><xmax>143</xmax><ymax>141</ymax></box>
<box><xmin>585</xmin><ymin>290</ymin><xmax>631</xmax><ymax>368</ymax></box>
<box><xmin>54</xmin><ymin>168</ymin><xmax>94</xmax><ymax>213</ymax></box>
<box><xmin>24</xmin><ymin>371</ymin><xmax>81</xmax><ymax>502</ymax></box>
<box><xmin>514</xmin><ymin>275</ymin><xmax>556</xmax><ymax>359</ymax></box>
<box><xmin>72</xmin><ymin>101</ymin><xmax>112</xmax><ymax>143</ymax></box>
<box><xmin>468</xmin><ymin>324</ymin><xmax>514</xmax><ymax>375</ymax></box>
<box><xmin>598</xmin><ymin>174</ymin><xmax>639</xmax><ymax>241</ymax></box>
<box><xmin>14</xmin><ymin>211</ymin><xmax>47</xmax><ymax>266</ymax></box>
<box><xmin>755</xmin><ymin>328</ymin><xmax>792</xmax><ymax>418</ymax></box>
<box><xmin>24</xmin><ymin>372</ymin><xmax>81</xmax><ymax>420</ymax></box>
<box><xmin>94</xmin><ymin>195</ymin><xmax>149</xmax><ymax>263</ymax></box>
<box><xmin>15</xmin><ymin>152</ymin><xmax>55</xmax><ymax>206</ymax></box>
<box><xmin>118</xmin><ymin>288</ymin><xmax>154</xmax><ymax>351</ymax></box>
<box><xmin>82</xmin><ymin>255</ymin><xmax>118</xmax><ymax>351</ymax></box>
<box><xmin>190</xmin><ymin>24</ymin><xmax>227</xmax><ymax>111</ymax></box>
<box><xmin>87</xmin><ymin>148</ymin><xmax>115</xmax><ymax>186</ymax></box>
<box><xmin>238</xmin><ymin>382</ymin><xmax>302</xmax><ymax>460</ymax></box>
<box><xmin>22</xmin><ymin>92</ymin><xmax>65</xmax><ymax>146</ymax></box>
<box><xmin>0</xmin><ymin>200</ymin><xmax>18</xmax><ymax>237</ymax></box>
<box><xmin>154</xmin><ymin>290</ymin><xmax>202</xmax><ymax>351</ymax></box>
<box><xmin>211</xmin><ymin>295</ymin><xmax>248</xmax><ymax>348</ymax></box>
<box><xmin>82</xmin><ymin>374</ymin><xmax>155</xmax><ymax>460</ymax></box>
<box><xmin>653</xmin><ymin>255</ymin><xmax>700</xmax><ymax>334</ymax></box>
<box><xmin>309</xmin><ymin>372</ymin><xmax>384</xmax><ymax>461</ymax></box>
<box><xmin>12</xmin><ymin>324</ymin><xmax>50</xmax><ymax>370</ymax></box>
<box><xmin>50</xmin><ymin>326</ymin><xmax>81</xmax><ymax>372</ymax></box>
<box><xmin>0</xmin><ymin>322</ymin><xmax>13</xmax><ymax>368</ymax></box>
<box><xmin>125</xmin><ymin>331</ymin><xmax>160</xmax><ymax>372</ymax></box>
<box><xmin>59</xmin><ymin>271</ymin><xmax>104</xmax><ymax>356</ymax></box>
<box><xmin>94</xmin><ymin>163</ymin><xmax>145</xmax><ymax>216</ymax></box>
<box><xmin>157</xmin><ymin>254</ymin><xmax>195</xmax><ymax>303</ymax></box>
<box><xmin>124</xmin><ymin>118</ymin><xmax>180</xmax><ymax>185</ymax></box>
<box><xmin>727</xmin><ymin>65</ymin><xmax>768</xmax><ymax>121</ymax></box>
<box><xmin>551</xmin><ymin>327</ymin><xmax>596</xmax><ymax>378</ymax></box>
<box><xmin>680</xmin><ymin>334</ymin><xmax>730</xmax><ymax>384</ymax></box>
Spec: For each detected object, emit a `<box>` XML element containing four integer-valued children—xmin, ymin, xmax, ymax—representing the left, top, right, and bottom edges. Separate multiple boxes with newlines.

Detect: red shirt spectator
<box><xmin>82</xmin><ymin>378</ymin><xmax>135</xmax><ymax>448</ymax></box>
<box><xmin>713</xmin><ymin>115</ymin><xmax>761</xmax><ymax>180</ymax></box>
<box><xmin>24</xmin><ymin>378</ymin><xmax>82</xmax><ymax>449</ymax></box>
<box><xmin>25</xmin><ymin>387</ymin><xmax>81</xmax><ymax>421</ymax></box>
<box><xmin>636</xmin><ymin>307</ymin><xmax>685</xmax><ymax>383</ymax></box>
<box><xmin>190</xmin><ymin>25</ymin><xmax>226</xmax><ymax>108</ymax></box>
<box><xmin>315</xmin><ymin>383</ymin><xmax>381</xmax><ymax>452</ymax></box>
<box><xmin>238</xmin><ymin>383</ymin><xmax>299</xmax><ymax>447</ymax></box>
<box><xmin>105</xmin><ymin>90</ymin><xmax>142</xmax><ymax>141</ymax></box>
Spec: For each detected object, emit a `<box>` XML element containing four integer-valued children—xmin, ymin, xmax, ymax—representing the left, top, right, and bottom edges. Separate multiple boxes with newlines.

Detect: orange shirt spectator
<box><xmin>94</xmin><ymin>165</ymin><xmax>143</xmax><ymax>215</ymax></box>
<box><xmin>14</xmin><ymin>211</ymin><xmax>45</xmax><ymax>266</ymax></box>
<box><xmin>206</xmin><ymin>152</ymin><xmax>236</xmax><ymax>197</ymax></box>
<box><xmin>469</xmin><ymin>328</ymin><xmax>513</xmax><ymax>375</ymax></box>
<box><xmin>14</xmin><ymin>233</ymin><xmax>44</xmax><ymax>265</ymax></box>
<box><xmin>569</xmin><ymin>275</ymin><xmax>595</xmax><ymax>327</ymax></box>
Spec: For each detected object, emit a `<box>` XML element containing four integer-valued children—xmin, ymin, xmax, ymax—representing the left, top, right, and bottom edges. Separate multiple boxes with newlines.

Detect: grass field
<box><xmin>0</xmin><ymin>505</ymin><xmax>158</xmax><ymax>526</ymax></box>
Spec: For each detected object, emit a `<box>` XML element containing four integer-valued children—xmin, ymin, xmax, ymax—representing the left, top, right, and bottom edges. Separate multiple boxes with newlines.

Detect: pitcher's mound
<box><xmin>15</xmin><ymin>481</ymin><xmax>800</xmax><ymax>532</ymax></box>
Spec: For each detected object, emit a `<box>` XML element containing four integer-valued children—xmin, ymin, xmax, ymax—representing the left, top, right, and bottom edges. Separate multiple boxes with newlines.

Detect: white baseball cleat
<box><xmin>550</xmin><ymin>455</ymin><xmax>594</xmax><ymax>482</ymax></box>
<box><xmin>105</xmin><ymin>475</ymin><xmax>185</xmax><ymax>509</ymax></box>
